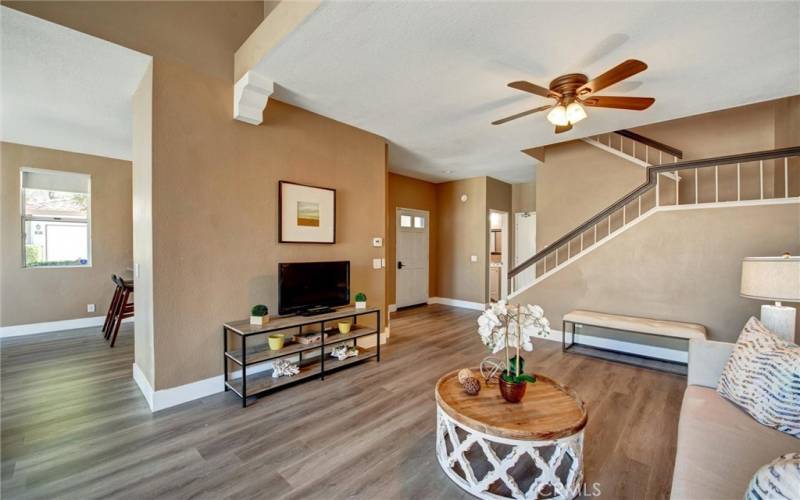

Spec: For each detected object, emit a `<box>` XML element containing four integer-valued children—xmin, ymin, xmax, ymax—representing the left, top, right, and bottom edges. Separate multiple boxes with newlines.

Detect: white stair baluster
<box><xmin>675</xmin><ymin>157</ymin><xmax>679</xmax><ymax>205</ymax></box>
<box><xmin>786</xmin><ymin>157</ymin><xmax>790</xmax><ymax>198</ymax></box>
<box><xmin>737</xmin><ymin>163</ymin><xmax>741</xmax><ymax>201</ymax></box>
<box><xmin>715</xmin><ymin>165</ymin><xmax>719</xmax><ymax>202</ymax></box>
<box><xmin>760</xmin><ymin>160</ymin><xmax>764</xmax><ymax>199</ymax></box>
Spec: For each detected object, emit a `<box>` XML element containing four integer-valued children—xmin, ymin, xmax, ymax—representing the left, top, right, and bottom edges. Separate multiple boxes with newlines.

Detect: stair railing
<box><xmin>509</xmin><ymin>146</ymin><xmax>800</xmax><ymax>292</ymax></box>
<box><xmin>584</xmin><ymin>129</ymin><xmax>683</xmax><ymax>166</ymax></box>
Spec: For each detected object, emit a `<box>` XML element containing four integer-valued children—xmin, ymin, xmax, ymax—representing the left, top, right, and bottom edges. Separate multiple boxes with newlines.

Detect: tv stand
<box><xmin>222</xmin><ymin>306</ymin><xmax>381</xmax><ymax>407</ymax></box>
<box><xmin>298</xmin><ymin>306</ymin><xmax>334</xmax><ymax>316</ymax></box>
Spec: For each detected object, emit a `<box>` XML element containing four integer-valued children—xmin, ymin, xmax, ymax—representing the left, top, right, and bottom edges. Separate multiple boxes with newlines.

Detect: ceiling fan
<box><xmin>492</xmin><ymin>59</ymin><xmax>655</xmax><ymax>133</ymax></box>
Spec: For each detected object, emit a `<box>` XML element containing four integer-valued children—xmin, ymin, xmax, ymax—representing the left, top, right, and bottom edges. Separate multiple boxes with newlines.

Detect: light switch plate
<box><xmin>372</xmin><ymin>258</ymin><xmax>382</xmax><ymax>269</ymax></box>
<box><xmin>87</xmin><ymin>304</ymin><xmax>96</xmax><ymax>313</ymax></box>
<box><xmin>372</xmin><ymin>237</ymin><xmax>383</xmax><ymax>247</ymax></box>
<box><xmin>381</xmin><ymin>258</ymin><xmax>386</xmax><ymax>268</ymax></box>
<box><xmin>470</xmin><ymin>255</ymin><xmax>478</xmax><ymax>263</ymax></box>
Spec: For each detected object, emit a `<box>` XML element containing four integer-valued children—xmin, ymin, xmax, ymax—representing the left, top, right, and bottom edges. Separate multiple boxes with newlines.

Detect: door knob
<box><xmin>398</xmin><ymin>261</ymin><xmax>404</xmax><ymax>269</ymax></box>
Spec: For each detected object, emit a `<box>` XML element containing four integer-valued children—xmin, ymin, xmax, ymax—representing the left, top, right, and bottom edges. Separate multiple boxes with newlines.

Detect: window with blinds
<box><xmin>21</xmin><ymin>168</ymin><xmax>91</xmax><ymax>268</ymax></box>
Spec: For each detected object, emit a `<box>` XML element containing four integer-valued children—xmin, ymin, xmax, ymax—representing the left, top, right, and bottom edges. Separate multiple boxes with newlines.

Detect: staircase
<box><xmin>509</xmin><ymin>136</ymin><xmax>800</xmax><ymax>297</ymax></box>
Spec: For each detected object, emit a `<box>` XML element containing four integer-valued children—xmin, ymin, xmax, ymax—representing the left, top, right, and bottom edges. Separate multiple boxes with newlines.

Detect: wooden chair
<box><xmin>102</xmin><ymin>275</ymin><xmax>122</xmax><ymax>337</ymax></box>
<box><xmin>108</xmin><ymin>276</ymin><xmax>134</xmax><ymax>347</ymax></box>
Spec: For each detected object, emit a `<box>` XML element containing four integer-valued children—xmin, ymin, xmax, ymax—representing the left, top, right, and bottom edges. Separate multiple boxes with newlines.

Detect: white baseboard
<box><xmin>572</xmin><ymin>332</ymin><xmax>688</xmax><ymax>363</ymax></box>
<box><xmin>428</xmin><ymin>297</ymin><xmax>486</xmax><ymax>311</ymax></box>
<box><xmin>133</xmin><ymin>361</ymin><xmax>272</xmax><ymax>412</ymax></box>
<box><xmin>132</xmin><ymin>328</ymin><xmax>389</xmax><ymax>412</ymax></box>
<box><xmin>388</xmin><ymin>304</ymin><xmax>398</xmax><ymax>313</ymax></box>
<box><xmin>132</xmin><ymin>362</ymin><xmax>156</xmax><ymax>411</ymax></box>
<box><xmin>1</xmin><ymin>315</ymin><xmax>134</xmax><ymax>338</ymax></box>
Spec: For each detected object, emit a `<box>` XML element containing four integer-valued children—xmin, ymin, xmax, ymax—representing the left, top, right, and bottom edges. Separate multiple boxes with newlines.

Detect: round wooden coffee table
<box><xmin>435</xmin><ymin>369</ymin><xmax>587</xmax><ymax>499</ymax></box>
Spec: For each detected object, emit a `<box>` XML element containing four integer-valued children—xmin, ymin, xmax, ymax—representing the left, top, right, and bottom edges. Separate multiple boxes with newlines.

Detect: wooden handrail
<box><xmin>615</xmin><ymin>129</ymin><xmax>683</xmax><ymax>159</ymax></box>
<box><xmin>508</xmin><ymin>146</ymin><xmax>800</xmax><ymax>279</ymax></box>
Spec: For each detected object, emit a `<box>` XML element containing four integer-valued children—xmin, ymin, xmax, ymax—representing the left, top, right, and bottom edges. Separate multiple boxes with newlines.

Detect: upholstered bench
<box><xmin>562</xmin><ymin>310</ymin><xmax>707</xmax><ymax>371</ymax></box>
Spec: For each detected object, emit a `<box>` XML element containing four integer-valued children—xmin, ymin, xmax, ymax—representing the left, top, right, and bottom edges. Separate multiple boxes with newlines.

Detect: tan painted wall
<box><xmin>512</xmin><ymin>203</ymin><xmax>800</xmax><ymax>344</ymax></box>
<box><xmin>436</xmin><ymin>177</ymin><xmax>487</xmax><ymax>304</ymax></box>
<box><xmin>536</xmin><ymin>140</ymin><xmax>645</xmax><ymax>249</ymax></box>
<box><xmin>386</xmin><ymin>173</ymin><xmax>438</xmax><ymax>306</ymax></box>
<box><xmin>512</xmin><ymin>181</ymin><xmax>536</xmax><ymax>214</ymax></box>
<box><xmin>10</xmin><ymin>2</ymin><xmax>388</xmax><ymax>391</ymax></box>
<box><xmin>0</xmin><ymin>142</ymin><xmax>132</xmax><ymax>326</ymax></box>
<box><xmin>150</xmin><ymin>61</ymin><xmax>386</xmax><ymax>390</ymax></box>
<box><xmin>774</xmin><ymin>95</ymin><xmax>800</xmax><ymax>196</ymax></box>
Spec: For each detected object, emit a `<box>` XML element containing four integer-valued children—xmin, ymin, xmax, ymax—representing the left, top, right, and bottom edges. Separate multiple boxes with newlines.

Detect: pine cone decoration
<box><xmin>463</xmin><ymin>377</ymin><xmax>481</xmax><ymax>395</ymax></box>
<box><xmin>458</xmin><ymin>368</ymin><xmax>475</xmax><ymax>385</ymax></box>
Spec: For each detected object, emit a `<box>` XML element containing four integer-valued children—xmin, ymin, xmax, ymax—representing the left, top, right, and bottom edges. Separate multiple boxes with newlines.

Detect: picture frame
<box><xmin>279</xmin><ymin>181</ymin><xmax>336</xmax><ymax>244</ymax></box>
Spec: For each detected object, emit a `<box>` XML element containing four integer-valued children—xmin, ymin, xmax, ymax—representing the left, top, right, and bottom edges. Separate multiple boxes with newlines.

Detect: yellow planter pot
<box><xmin>268</xmin><ymin>334</ymin><xmax>285</xmax><ymax>350</ymax></box>
<box><xmin>338</xmin><ymin>322</ymin><xmax>352</xmax><ymax>334</ymax></box>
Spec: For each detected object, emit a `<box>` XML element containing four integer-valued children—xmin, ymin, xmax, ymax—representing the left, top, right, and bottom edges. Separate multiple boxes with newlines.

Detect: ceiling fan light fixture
<box><xmin>546</xmin><ymin>105</ymin><xmax>569</xmax><ymax>126</ymax></box>
<box><xmin>566</xmin><ymin>102</ymin><xmax>587</xmax><ymax>124</ymax></box>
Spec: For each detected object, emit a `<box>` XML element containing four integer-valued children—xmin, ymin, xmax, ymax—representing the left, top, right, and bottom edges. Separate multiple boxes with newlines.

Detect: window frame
<box><xmin>20</xmin><ymin>167</ymin><xmax>92</xmax><ymax>269</ymax></box>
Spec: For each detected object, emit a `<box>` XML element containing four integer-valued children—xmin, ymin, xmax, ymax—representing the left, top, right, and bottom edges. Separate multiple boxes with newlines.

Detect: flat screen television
<box><xmin>278</xmin><ymin>261</ymin><xmax>350</xmax><ymax>316</ymax></box>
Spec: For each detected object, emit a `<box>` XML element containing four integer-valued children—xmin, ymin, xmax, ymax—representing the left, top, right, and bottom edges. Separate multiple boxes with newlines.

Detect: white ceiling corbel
<box><xmin>233</xmin><ymin>71</ymin><xmax>273</xmax><ymax>125</ymax></box>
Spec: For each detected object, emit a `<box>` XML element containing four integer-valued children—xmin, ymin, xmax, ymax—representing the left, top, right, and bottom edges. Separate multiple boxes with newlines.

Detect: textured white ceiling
<box><xmin>253</xmin><ymin>1</ymin><xmax>799</xmax><ymax>183</ymax></box>
<box><xmin>1</xmin><ymin>6</ymin><xmax>151</xmax><ymax>160</ymax></box>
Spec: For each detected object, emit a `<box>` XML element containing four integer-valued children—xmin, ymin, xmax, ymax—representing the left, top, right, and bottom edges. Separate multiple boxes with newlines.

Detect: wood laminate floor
<box><xmin>1</xmin><ymin>305</ymin><xmax>685</xmax><ymax>499</ymax></box>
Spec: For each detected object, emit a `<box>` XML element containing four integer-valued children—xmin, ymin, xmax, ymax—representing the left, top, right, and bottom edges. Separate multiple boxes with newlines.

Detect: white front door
<box><xmin>396</xmin><ymin>208</ymin><xmax>429</xmax><ymax>308</ymax></box>
<box><xmin>514</xmin><ymin>212</ymin><xmax>536</xmax><ymax>291</ymax></box>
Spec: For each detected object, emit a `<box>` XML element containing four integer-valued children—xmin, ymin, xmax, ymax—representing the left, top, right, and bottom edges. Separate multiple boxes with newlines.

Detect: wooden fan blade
<box><xmin>577</xmin><ymin>59</ymin><xmax>647</xmax><ymax>96</ymax></box>
<box><xmin>555</xmin><ymin>123</ymin><xmax>572</xmax><ymax>134</ymax></box>
<box><xmin>491</xmin><ymin>105</ymin><xmax>552</xmax><ymax>125</ymax></box>
<box><xmin>581</xmin><ymin>96</ymin><xmax>655</xmax><ymax>110</ymax></box>
<box><xmin>508</xmin><ymin>81</ymin><xmax>559</xmax><ymax>98</ymax></box>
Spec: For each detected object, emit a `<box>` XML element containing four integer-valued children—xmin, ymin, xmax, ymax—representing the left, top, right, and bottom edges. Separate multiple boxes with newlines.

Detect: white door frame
<box><xmin>395</xmin><ymin>207</ymin><xmax>430</xmax><ymax>308</ymax></box>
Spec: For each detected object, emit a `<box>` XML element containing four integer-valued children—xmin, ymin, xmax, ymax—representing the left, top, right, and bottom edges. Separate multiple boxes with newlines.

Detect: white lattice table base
<box><xmin>436</xmin><ymin>406</ymin><xmax>584</xmax><ymax>499</ymax></box>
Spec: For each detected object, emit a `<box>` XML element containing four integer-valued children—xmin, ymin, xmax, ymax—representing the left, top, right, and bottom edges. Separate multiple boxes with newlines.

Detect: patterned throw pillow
<box><xmin>717</xmin><ymin>316</ymin><xmax>800</xmax><ymax>437</ymax></box>
<box><xmin>746</xmin><ymin>453</ymin><xmax>800</xmax><ymax>500</ymax></box>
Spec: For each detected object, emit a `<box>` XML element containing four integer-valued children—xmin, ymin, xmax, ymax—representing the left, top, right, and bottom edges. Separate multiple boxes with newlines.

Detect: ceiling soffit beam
<box><xmin>232</xmin><ymin>0</ymin><xmax>320</xmax><ymax>125</ymax></box>
<box><xmin>521</xmin><ymin>147</ymin><xmax>545</xmax><ymax>162</ymax></box>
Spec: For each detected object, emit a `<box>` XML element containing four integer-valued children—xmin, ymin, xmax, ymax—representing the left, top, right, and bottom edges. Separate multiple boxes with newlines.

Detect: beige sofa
<box><xmin>670</xmin><ymin>339</ymin><xmax>798</xmax><ymax>499</ymax></box>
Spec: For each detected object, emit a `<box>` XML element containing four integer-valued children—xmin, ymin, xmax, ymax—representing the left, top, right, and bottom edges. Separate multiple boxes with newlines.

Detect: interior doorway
<box><xmin>395</xmin><ymin>208</ymin><xmax>429</xmax><ymax>308</ymax></box>
<box><xmin>514</xmin><ymin>211</ymin><xmax>536</xmax><ymax>291</ymax></box>
<box><xmin>489</xmin><ymin>210</ymin><xmax>509</xmax><ymax>302</ymax></box>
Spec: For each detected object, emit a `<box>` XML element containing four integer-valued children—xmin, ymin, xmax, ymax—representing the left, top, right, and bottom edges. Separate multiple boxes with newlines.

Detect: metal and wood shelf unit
<box><xmin>222</xmin><ymin>306</ymin><xmax>381</xmax><ymax>407</ymax></box>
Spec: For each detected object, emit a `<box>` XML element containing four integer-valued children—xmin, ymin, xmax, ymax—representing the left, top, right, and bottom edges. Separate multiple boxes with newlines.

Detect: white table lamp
<box><xmin>740</xmin><ymin>254</ymin><xmax>800</xmax><ymax>341</ymax></box>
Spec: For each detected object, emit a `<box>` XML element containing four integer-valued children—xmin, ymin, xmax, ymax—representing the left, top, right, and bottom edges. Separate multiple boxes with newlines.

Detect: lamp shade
<box><xmin>740</xmin><ymin>256</ymin><xmax>800</xmax><ymax>302</ymax></box>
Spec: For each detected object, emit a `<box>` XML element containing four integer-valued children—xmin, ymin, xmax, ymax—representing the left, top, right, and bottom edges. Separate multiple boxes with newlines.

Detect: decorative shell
<box><xmin>457</xmin><ymin>368</ymin><xmax>475</xmax><ymax>385</ymax></box>
<box><xmin>463</xmin><ymin>377</ymin><xmax>481</xmax><ymax>395</ymax></box>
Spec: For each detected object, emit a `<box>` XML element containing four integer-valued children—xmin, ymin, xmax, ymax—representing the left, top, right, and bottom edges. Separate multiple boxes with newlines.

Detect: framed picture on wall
<box><xmin>279</xmin><ymin>181</ymin><xmax>336</xmax><ymax>244</ymax></box>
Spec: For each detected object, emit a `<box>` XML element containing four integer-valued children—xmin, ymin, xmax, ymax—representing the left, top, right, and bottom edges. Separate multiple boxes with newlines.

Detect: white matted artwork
<box><xmin>279</xmin><ymin>181</ymin><xmax>336</xmax><ymax>243</ymax></box>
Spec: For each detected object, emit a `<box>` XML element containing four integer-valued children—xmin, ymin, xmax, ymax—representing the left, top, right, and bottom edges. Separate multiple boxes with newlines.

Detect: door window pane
<box><xmin>400</xmin><ymin>215</ymin><xmax>412</xmax><ymax>227</ymax></box>
<box><xmin>414</xmin><ymin>216</ymin><xmax>425</xmax><ymax>229</ymax></box>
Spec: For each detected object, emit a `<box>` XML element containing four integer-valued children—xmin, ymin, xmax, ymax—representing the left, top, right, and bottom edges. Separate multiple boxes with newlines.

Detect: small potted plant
<box><xmin>477</xmin><ymin>301</ymin><xmax>550</xmax><ymax>403</ymax></box>
<box><xmin>354</xmin><ymin>292</ymin><xmax>367</xmax><ymax>309</ymax></box>
<box><xmin>250</xmin><ymin>304</ymin><xmax>269</xmax><ymax>326</ymax></box>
